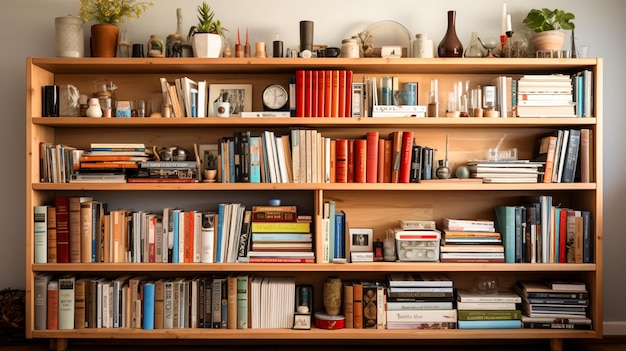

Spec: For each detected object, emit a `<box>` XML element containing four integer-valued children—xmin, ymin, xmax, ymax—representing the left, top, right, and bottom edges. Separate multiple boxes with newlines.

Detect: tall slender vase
<box><xmin>438</xmin><ymin>10</ymin><xmax>463</xmax><ymax>57</ymax></box>
<box><xmin>90</xmin><ymin>23</ymin><xmax>120</xmax><ymax>57</ymax></box>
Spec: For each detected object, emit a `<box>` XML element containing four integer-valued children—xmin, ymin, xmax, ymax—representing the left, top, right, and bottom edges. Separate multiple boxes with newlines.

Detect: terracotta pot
<box><xmin>531</xmin><ymin>30</ymin><xmax>566</xmax><ymax>52</ymax></box>
<box><xmin>90</xmin><ymin>23</ymin><xmax>120</xmax><ymax>57</ymax></box>
<box><xmin>192</xmin><ymin>33</ymin><xmax>223</xmax><ymax>58</ymax></box>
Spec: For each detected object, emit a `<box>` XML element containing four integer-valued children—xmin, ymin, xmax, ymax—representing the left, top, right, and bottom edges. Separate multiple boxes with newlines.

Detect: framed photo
<box><xmin>293</xmin><ymin>313</ymin><xmax>311</xmax><ymax>330</ymax></box>
<box><xmin>208</xmin><ymin>84</ymin><xmax>252</xmax><ymax>117</ymax></box>
<box><xmin>194</xmin><ymin>143</ymin><xmax>219</xmax><ymax>181</ymax></box>
<box><xmin>348</xmin><ymin>227</ymin><xmax>374</xmax><ymax>252</ymax></box>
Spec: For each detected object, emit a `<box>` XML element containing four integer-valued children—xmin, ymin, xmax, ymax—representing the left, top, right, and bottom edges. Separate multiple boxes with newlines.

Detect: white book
<box><xmin>200</xmin><ymin>212</ymin><xmax>215</xmax><ymax>263</ymax></box>
<box><xmin>197</xmin><ymin>80</ymin><xmax>207</xmax><ymax>118</ymax></box>
<box><xmin>58</xmin><ymin>276</ymin><xmax>75</xmax><ymax>330</ymax></box>
<box><xmin>386</xmin><ymin>309</ymin><xmax>457</xmax><ymax>323</ymax></box>
<box><xmin>263</xmin><ymin>131</ymin><xmax>278</xmax><ymax>183</ymax></box>
<box><xmin>456</xmin><ymin>301</ymin><xmax>517</xmax><ymax>310</ymax></box>
<box><xmin>33</xmin><ymin>205</ymin><xmax>48</xmax><ymax>263</ymax></box>
<box><xmin>274</xmin><ymin>136</ymin><xmax>289</xmax><ymax>183</ymax></box>
<box><xmin>456</xmin><ymin>289</ymin><xmax>522</xmax><ymax>303</ymax></box>
<box><xmin>193</xmin><ymin>211</ymin><xmax>202</xmax><ymax>262</ymax></box>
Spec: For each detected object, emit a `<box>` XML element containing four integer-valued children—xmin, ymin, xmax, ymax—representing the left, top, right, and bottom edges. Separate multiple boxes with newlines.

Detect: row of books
<box><xmin>34</xmin><ymin>270</ymin><xmax>592</xmax><ymax>332</ymax></box>
<box><xmin>34</xmin><ymin>273</ymin><xmax>296</xmax><ymax>330</ymax></box>
<box><xmin>33</xmin><ymin>198</ymin><xmax>312</xmax><ymax>264</ymax></box>
<box><xmin>494</xmin><ymin>196</ymin><xmax>593</xmax><ymax>264</ymax></box>
<box><xmin>159</xmin><ymin>77</ymin><xmax>211</xmax><ymax>118</ymax></box>
<box><xmin>534</xmin><ymin>128</ymin><xmax>592</xmax><ymax>183</ymax></box>
<box><xmin>295</xmin><ymin>69</ymin><xmax>353</xmax><ymax>118</ymax></box>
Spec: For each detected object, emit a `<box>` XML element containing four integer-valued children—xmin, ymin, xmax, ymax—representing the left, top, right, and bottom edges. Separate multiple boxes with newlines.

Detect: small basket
<box><xmin>0</xmin><ymin>288</ymin><xmax>25</xmax><ymax>345</ymax></box>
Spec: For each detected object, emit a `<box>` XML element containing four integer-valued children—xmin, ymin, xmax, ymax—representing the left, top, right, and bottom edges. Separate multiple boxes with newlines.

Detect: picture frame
<box><xmin>293</xmin><ymin>313</ymin><xmax>311</xmax><ymax>330</ymax></box>
<box><xmin>348</xmin><ymin>227</ymin><xmax>374</xmax><ymax>252</ymax></box>
<box><xmin>194</xmin><ymin>143</ymin><xmax>219</xmax><ymax>181</ymax></box>
<box><xmin>208</xmin><ymin>84</ymin><xmax>252</xmax><ymax>117</ymax></box>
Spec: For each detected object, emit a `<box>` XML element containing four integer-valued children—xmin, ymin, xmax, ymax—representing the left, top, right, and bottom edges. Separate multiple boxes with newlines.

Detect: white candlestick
<box><xmin>506</xmin><ymin>14</ymin><xmax>512</xmax><ymax>33</ymax></box>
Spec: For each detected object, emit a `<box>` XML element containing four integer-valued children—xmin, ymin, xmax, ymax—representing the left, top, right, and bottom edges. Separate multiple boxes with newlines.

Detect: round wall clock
<box><xmin>262</xmin><ymin>84</ymin><xmax>289</xmax><ymax>111</ymax></box>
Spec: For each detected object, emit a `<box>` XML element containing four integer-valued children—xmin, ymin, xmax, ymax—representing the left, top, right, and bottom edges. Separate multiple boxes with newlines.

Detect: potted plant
<box><xmin>187</xmin><ymin>2</ymin><xmax>228</xmax><ymax>58</ymax></box>
<box><xmin>79</xmin><ymin>0</ymin><xmax>153</xmax><ymax>57</ymax></box>
<box><xmin>522</xmin><ymin>8</ymin><xmax>575</xmax><ymax>53</ymax></box>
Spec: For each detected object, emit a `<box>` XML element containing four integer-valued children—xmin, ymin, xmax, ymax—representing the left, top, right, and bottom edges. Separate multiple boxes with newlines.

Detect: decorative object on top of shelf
<box><xmin>464</xmin><ymin>32</ymin><xmax>487</xmax><ymax>58</ymax></box>
<box><xmin>413</xmin><ymin>33</ymin><xmax>434</xmax><ymax>58</ymax></box>
<box><xmin>187</xmin><ymin>1</ymin><xmax>228</xmax><ymax>58</ymax></box>
<box><xmin>147</xmin><ymin>34</ymin><xmax>165</xmax><ymax>57</ymax></box>
<box><xmin>79</xmin><ymin>0</ymin><xmax>153</xmax><ymax>57</ymax></box>
<box><xmin>523</xmin><ymin>8</ymin><xmax>575</xmax><ymax>52</ymax></box>
<box><xmin>55</xmin><ymin>16</ymin><xmax>84</xmax><ymax>58</ymax></box>
<box><xmin>208</xmin><ymin>84</ymin><xmax>251</xmax><ymax>117</ymax></box>
<box><xmin>355</xmin><ymin>31</ymin><xmax>374</xmax><ymax>57</ymax></box>
<box><xmin>438</xmin><ymin>10</ymin><xmax>463</xmax><ymax>57</ymax></box>
<box><xmin>479</xmin><ymin>36</ymin><xmax>499</xmax><ymax>58</ymax></box>
<box><xmin>365</xmin><ymin>20</ymin><xmax>412</xmax><ymax>58</ymax></box>
<box><xmin>299</xmin><ymin>20</ymin><xmax>314</xmax><ymax>54</ymax></box>
<box><xmin>323</xmin><ymin>277</ymin><xmax>342</xmax><ymax>316</ymax></box>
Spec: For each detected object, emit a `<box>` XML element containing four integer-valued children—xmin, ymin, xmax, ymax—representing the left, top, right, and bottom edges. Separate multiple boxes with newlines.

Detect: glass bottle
<box><xmin>464</xmin><ymin>32</ymin><xmax>486</xmax><ymax>58</ymax></box>
<box><xmin>438</xmin><ymin>10</ymin><xmax>463</xmax><ymax>57</ymax></box>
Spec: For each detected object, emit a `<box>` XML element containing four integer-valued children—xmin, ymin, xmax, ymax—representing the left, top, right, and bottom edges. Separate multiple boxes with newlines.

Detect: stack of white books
<box><xmin>467</xmin><ymin>160</ymin><xmax>543</xmax><ymax>183</ymax></box>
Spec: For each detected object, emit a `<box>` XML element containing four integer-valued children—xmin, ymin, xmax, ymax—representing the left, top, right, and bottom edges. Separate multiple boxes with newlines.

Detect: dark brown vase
<box><xmin>438</xmin><ymin>11</ymin><xmax>463</xmax><ymax>57</ymax></box>
<box><xmin>90</xmin><ymin>23</ymin><xmax>120</xmax><ymax>57</ymax></box>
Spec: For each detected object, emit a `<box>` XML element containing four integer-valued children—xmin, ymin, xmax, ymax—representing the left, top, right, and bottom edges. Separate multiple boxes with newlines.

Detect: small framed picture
<box><xmin>293</xmin><ymin>313</ymin><xmax>311</xmax><ymax>330</ymax></box>
<box><xmin>208</xmin><ymin>84</ymin><xmax>252</xmax><ymax>117</ymax></box>
<box><xmin>348</xmin><ymin>227</ymin><xmax>374</xmax><ymax>252</ymax></box>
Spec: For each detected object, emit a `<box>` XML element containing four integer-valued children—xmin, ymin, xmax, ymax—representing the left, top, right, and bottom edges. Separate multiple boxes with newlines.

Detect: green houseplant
<box><xmin>188</xmin><ymin>2</ymin><xmax>228</xmax><ymax>58</ymax></box>
<box><xmin>523</xmin><ymin>8</ymin><xmax>575</xmax><ymax>53</ymax></box>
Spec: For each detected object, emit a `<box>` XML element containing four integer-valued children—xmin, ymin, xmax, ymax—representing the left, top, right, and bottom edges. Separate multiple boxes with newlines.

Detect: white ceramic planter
<box><xmin>192</xmin><ymin>33</ymin><xmax>223</xmax><ymax>58</ymax></box>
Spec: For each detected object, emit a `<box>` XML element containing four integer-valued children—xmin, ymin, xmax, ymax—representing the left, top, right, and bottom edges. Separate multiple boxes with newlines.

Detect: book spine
<box><xmin>34</xmin><ymin>274</ymin><xmax>51</xmax><ymax>330</ymax></box>
<box><xmin>80</xmin><ymin>202</ymin><xmax>93</xmax><ymax>263</ymax></box>
<box><xmin>352</xmin><ymin>283</ymin><xmax>363</xmax><ymax>329</ymax></box>
<box><xmin>354</xmin><ymin>139</ymin><xmax>367</xmax><ymax>183</ymax></box>
<box><xmin>46</xmin><ymin>207</ymin><xmax>57</xmax><ymax>263</ymax></box>
<box><xmin>345</xmin><ymin>70</ymin><xmax>353</xmax><ymax>117</ymax></box>
<box><xmin>74</xmin><ymin>278</ymin><xmax>86</xmax><ymax>329</ymax></box>
<box><xmin>457</xmin><ymin>319</ymin><xmax>521</xmax><ymax>329</ymax></box>
<box><xmin>362</xmin><ymin>283</ymin><xmax>377</xmax><ymax>329</ymax></box>
<box><xmin>34</xmin><ymin>205</ymin><xmax>48</xmax><ymax>263</ymax></box>
<box><xmin>365</xmin><ymin>131</ymin><xmax>379</xmax><ymax>183</ymax></box>
<box><xmin>334</xmin><ymin>211</ymin><xmax>346</xmax><ymax>259</ymax></box>
<box><xmin>142</xmin><ymin>282</ymin><xmax>155</xmax><ymax>330</ymax></box>
<box><xmin>410</xmin><ymin>144</ymin><xmax>422</xmax><ymax>183</ymax></box>
<box><xmin>47</xmin><ymin>280</ymin><xmax>59</xmax><ymax>330</ymax></box>
<box><xmin>154</xmin><ymin>281</ymin><xmax>164</xmax><ymax>329</ymax></box>
<box><xmin>55</xmin><ymin>197</ymin><xmax>70</xmax><ymax>263</ymax></box>
<box><xmin>457</xmin><ymin>310</ymin><xmax>521</xmax><ymax>320</ymax></box>
<box><xmin>398</xmin><ymin>131</ymin><xmax>414</xmax><ymax>183</ymax></box>
<box><xmin>347</xmin><ymin>139</ymin><xmax>355</xmax><ymax>182</ymax></box>
<box><xmin>58</xmin><ymin>276</ymin><xmax>75</xmax><ymax>330</ymax></box>
<box><xmin>236</xmin><ymin>275</ymin><xmax>248</xmax><ymax>329</ymax></box>
<box><xmin>561</xmin><ymin>129</ymin><xmax>581</xmax><ymax>183</ymax></box>
<box><xmin>343</xmin><ymin>283</ymin><xmax>354</xmax><ymax>328</ymax></box>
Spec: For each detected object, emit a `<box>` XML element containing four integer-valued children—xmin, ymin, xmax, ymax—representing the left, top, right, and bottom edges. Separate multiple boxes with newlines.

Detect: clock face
<box><xmin>262</xmin><ymin>84</ymin><xmax>289</xmax><ymax>111</ymax></box>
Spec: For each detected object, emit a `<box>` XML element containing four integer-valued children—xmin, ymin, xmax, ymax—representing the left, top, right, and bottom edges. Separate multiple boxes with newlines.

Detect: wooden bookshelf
<box><xmin>25</xmin><ymin>57</ymin><xmax>602</xmax><ymax>351</ymax></box>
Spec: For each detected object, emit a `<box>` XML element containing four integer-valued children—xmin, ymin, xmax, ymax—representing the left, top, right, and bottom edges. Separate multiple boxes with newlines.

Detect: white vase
<box><xmin>531</xmin><ymin>30</ymin><xmax>566</xmax><ymax>52</ymax></box>
<box><xmin>192</xmin><ymin>33</ymin><xmax>223</xmax><ymax>58</ymax></box>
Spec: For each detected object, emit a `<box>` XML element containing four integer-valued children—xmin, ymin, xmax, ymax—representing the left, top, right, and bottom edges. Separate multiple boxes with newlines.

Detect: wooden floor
<box><xmin>1</xmin><ymin>337</ymin><xmax>626</xmax><ymax>351</ymax></box>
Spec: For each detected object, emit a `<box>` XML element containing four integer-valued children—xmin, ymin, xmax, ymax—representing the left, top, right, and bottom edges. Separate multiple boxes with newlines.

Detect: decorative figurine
<box><xmin>148</xmin><ymin>35</ymin><xmax>165</xmax><ymax>57</ymax></box>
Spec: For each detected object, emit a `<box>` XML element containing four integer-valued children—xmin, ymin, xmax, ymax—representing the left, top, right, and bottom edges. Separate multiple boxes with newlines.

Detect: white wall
<box><xmin>1</xmin><ymin>0</ymin><xmax>624</xmax><ymax>333</ymax></box>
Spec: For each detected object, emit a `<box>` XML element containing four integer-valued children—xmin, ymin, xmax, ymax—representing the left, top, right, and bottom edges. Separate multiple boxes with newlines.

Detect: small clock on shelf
<box><xmin>262</xmin><ymin>84</ymin><xmax>289</xmax><ymax>111</ymax></box>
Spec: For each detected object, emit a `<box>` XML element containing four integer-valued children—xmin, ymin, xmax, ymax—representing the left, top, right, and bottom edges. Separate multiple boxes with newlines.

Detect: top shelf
<box><xmin>29</xmin><ymin>57</ymin><xmax>601</xmax><ymax>75</ymax></box>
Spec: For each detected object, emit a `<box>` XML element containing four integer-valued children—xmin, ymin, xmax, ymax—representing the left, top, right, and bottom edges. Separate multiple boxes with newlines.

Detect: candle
<box><xmin>501</xmin><ymin>1</ymin><xmax>507</xmax><ymax>34</ymax></box>
<box><xmin>506</xmin><ymin>14</ymin><xmax>512</xmax><ymax>33</ymax></box>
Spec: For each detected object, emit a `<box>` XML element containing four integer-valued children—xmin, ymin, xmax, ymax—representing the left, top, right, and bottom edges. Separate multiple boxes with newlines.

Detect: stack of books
<box><xmin>467</xmin><ymin>160</ymin><xmax>543</xmax><ymax>183</ymax></box>
<box><xmin>456</xmin><ymin>289</ymin><xmax>522</xmax><ymax>329</ymax></box>
<box><xmin>516</xmin><ymin>74</ymin><xmax>576</xmax><ymax>117</ymax></box>
<box><xmin>73</xmin><ymin>143</ymin><xmax>150</xmax><ymax>183</ymax></box>
<box><xmin>385</xmin><ymin>273</ymin><xmax>457</xmax><ymax>330</ymax></box>
<box><xmin>128</xmin><ymin>160</ymin><xmax>199</xmax><ymax>183</ymax></box>
<box><xmin>247</xmin><ymin>206</ymin><xmax>314</xmax><ymax>263</ymax></box>
<box><xmin>514</xmin><ymin>280</ymin><xmax>592</xmax><ymax>330</ymax></box>
<box><xmin>440</xmin><ymin>218</ymin><xmax>504</xmax><ymax>263</ymax></box>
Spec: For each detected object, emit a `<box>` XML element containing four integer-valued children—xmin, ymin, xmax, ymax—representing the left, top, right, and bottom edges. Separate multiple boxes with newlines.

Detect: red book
<box><xmin>389</xmin><ymin>131</ymin><xmax>404</xmax><ymax>183</ymax></box>
<box><xmin>383</xmin><ymin>139</ymin><xmax>393</xmax><ymax>183</ymax></box>
<box><xmin>55</xmin><ymin>197</ymin><xmax>70</xmax><ymax>263</ymax></box>
<box><xmin>312</xmin><ymin>70</ymin><xmax>319</xmax><ymax>117</ymax></box>
<box><xmin>366</xmin><ymin>131</ymin><xmax>379</xmax><ymax>183</ymax></box>
<box><xmin>304</xmin><ymin>70</ymin><xmax>313</xmax><ymax>117</ymax></box>
<box><xmin>399</xmin><ymin>131</ymin><xmax>415</xmax><ymax>183</ymax></box>
<box><xmin>185</xmin><ymin>211</ymin><xmax>194</xmax><ymax>263</ymax></box>
<box><xmin>47</xmin><ymin>280</ymin><xmax>59</xmax><ymax>330</ymax></box>
<box><xmin>338</xmin><ymin>70</ymin><xmax>347</xmax><ymax>117</ymax></box>
<box><xmin>352</xmin><ymin>282</ymin><xmax>363</xmax><ymax>329</ymax></box>
<box><xmin>317</xmin><ymin>70</ymin><xmax>326</xmax><ymax>117</ymax></box>
<box><xmin>329</xmin><ymin>139</ymin><xmax>336</xmax><ymax>183</ymax></box>
<box><xmin>559</xmin><ymin>209</ymin><xmax>568</xmax><ymax>263</ymax></box>
<box><xmin>345</xmin><ymin>70</ymin><xmax>353</xmax><ymax>117</ymax></box>
<box><xmin>295</xmin><ymin>70</ymin><xmax>305</xmax><ymax>117</ymax></box>
<box><xmin>324</xmin><ymin>70</ymin><xmax>332</xmax><ymax>117</ymax></box>
<box><xmin>377</xmin><ymin>138</ymin><xmax>386</xmax><ymax>183</ymax></box>
<box><xmin>354</xmin><ymin>139</ymin><xmax>367</xmax><ymax>183</ymax></box>
<box><xmin>347</xmin><ymin>139</ymin><xmax>355</xmax><ymax>183</ymax></box>
<box><xmin>331</xmin><ymin>70</ymin><xmax>340</xmax><ymax>117</ymax></box>
<box><xmin>335</xmin><ymin>139</ymin><xmax>348</xmax><ymax>183</ymax></box>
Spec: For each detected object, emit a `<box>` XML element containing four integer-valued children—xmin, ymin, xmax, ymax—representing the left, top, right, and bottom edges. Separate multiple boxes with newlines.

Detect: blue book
<box><xmin>190</xmin><ymin>89</ymin><xmax>197</xmax><ymax>117</ymax></box>
<box><xmin>172</xmin><ymin>209</ymin><xmax>181</xmax><ymax>263</ymax></box>
<box><xmin>514</xmin><ymin>206</ymin><xmax>523</xmax><ymax>263</ymax></box>
<box><xmin>216</xmin><ymin>203</ymin><xmax>225</xmax><ymax>263</ymax></box>
<box><xmin>457</xmin><ymin>319</ymin><xmax>521</xmax><ymax>329</ymax></box>
<box><xmin>582</xmin><ymin>210</ymin><xmax>592</xmax><ymax>263</ymax></box>
<box><xmin>249</xmin><ymin>136</ymin><xmax>261</xmax><ymax>183</ymax></box>
<box><xmin>334</xmin><ymin>211</ymin><xmax>346</xmax><ymax>259</ymax></box>
<box><xmin>495</xmin><ymin>205</ymin><xmax>516</xmax><ymax>263</ymax></box>
<box><xmin>142</xmin><ymin>282</ymin><xmax>155</xmax><ymax>330</ymax></box>
<box><xmin>328</xmin><ymin>200</ymin><xmax>335</xmax><ymax>262</ymax></box>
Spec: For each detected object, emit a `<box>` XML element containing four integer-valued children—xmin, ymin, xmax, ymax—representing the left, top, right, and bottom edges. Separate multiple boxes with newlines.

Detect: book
<box><xmin>343</xmin><ymin>281</ymin><xmax>354</xmax><ymax>328</ymax></box>
<box><xmin>54</xmin><ymin>197</ymin><xmax>70</xmax><ymax>263</ymax></box>
<box><xmin>386</xmin><ymin>273</ymin><xmax>453</xmax><ymax>287</ymax></box>
<box><xmin>34</xmin><ymin>205</ymin><xmax>48</xmax><ymax>263</ymax></box>
<box><xmin>457</xmin><ymin>309</ymin><xmax>521</xmax><ymax>321</ymax></box>
<box><xmin>46</xmin><ymin>206</ymin><xmax>57</xmax><ymax>263</ymax></box>
<box><xmin>365</xmin><ymin>131</ymin><xmax>379</xmax><ymax>183</ymax></box>
<box><xmin>561</xmin><ymin>129</ymin><xmax>581</xmax><ymax>183</ymax></box>
<box><xmin>514</xmin><ymin>281</ymin><xmax>589</xmax><ymax>299</ymax></box>
<box><xmin>457</xmin><ymin>319</ymin><xmax>521</xmax><ymax>329</ymax></box>
<box><xmin>352</xmin><ymin>282</ymin><xmax>363</xmax><ymax>329</ymax></box>
<box><xmin>443</xmin><ymin>218</ymin><xmax>495</xmax><ymax>232</ymax></box>
<box><xmin>74</xmin><ymin>278</ymin><xmax>86</xmax><ymax>329</ymax></box>
<box><xmin>386</xmin><ymin>309</ymin><xmax>457</xmax><ymax>323</ymax></box>
<box><xmin>47</xmin><ymin>279</ymin><xmax>59</xmax><ymax>330</ymax></box>
<box><xmin>398</xmin><ymin>131</ymin><xmax>414</xmax><ymax>183</ymax></box>
<box><xmin>57</xmin><ymin>276</ymin><xmax>75</xmax><ymax>329</ymax></box>
<box><xmin>353</xmin><ymin>138</ymin><xmax>367</xmax><ymax>183</ymax></box>
<box><xmin>250</xmin><ymin>222</ymin><xmax>311</xmax><ymax>233</ymax></box>
<box><xmin>142</xmin><ymin>282</ymin><xmax>155</xmax><ymax>330</ymax></box>
<box><xmin>34</xmin><ymin>273</ymin><xmax>52</xmax><ymax>330</ymax></box>
<box><xmin>543</xmin><ymin>280</ymin><xmax>587</xmax><ymax>291</ymax></box>
<box><xmin>236</xmin><ymin>275</ymin><xmax>249</xmax><ymax>329</ymax></box>
<box><xmin>456</xmin><ymin>289</ymin><xmax>522</xmax><ymax>303</ymax></box>
<box><xmin>386</xmin><ymin>321</ymin><xmax>457</xmax><ymax>330</ymax></box>
<box><xmin>535</xmin><ymin>135</ymin><xmax>557</xmax><ymax>183</ymax></box>
<box><xmin>494</xmin><ymin>205</ymin><xmax>516</xmax><ymax>263</ymax></box>
<box><xmin>456</xmin><ymin>301</ymin><xmax>517</xmax><ymax>310</ymax></box>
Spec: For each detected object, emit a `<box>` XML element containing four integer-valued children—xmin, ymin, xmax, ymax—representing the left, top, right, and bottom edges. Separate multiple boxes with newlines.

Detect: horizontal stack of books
<box><xmin>456</xmin><ymin>289</ymin><xmax>522</xmax><ymax>329</ymax></box>
<box><xmin>516</xmin><ymin>74</ymin><xmax>576</xmax><ymax>117</ymax></box>
<box><xmin>467</xmin><ymin>160</ymin><xmax>543</xmax><ymax>183</ymax></box>
<box><xmin>440</xmin><ymin>218</ymin><xmax>504</xmax><ymax>263</ymax></box>
<box><xmin>128</xmin><ymin>160</ymin><xmax>199</xmax><ymax>183</ymax></box>
<box><xmin>73</xmin><ymin>143</ymin><xmax>150</xmax><ymax>183</ymax></box>
<box><xmin>385</xmin><ymin>273</ymin><xmax>456</xmax><ymax>330</ymax></box>
<box><xmin>515</xmin><ymin>280</ymin><xmax>592</xmax><ymax>330</ymax></box>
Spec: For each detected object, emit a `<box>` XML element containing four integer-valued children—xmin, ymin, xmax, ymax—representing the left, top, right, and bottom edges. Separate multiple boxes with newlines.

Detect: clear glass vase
<box><xmin>464</xmin><ymin>32</ymin><xmax>486</xmax><ymax>58</ymax></box>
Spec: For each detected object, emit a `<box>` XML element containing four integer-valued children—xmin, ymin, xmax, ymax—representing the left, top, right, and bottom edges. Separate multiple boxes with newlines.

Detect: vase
<box><xmin>55</xmin><ymin>16</ymin><xmax>84</xmax><ymax>57</ymax></box>
<box><xmin>323</xmin><ymin>276</ymin><xmax>342</xmax><ymax>315</ymax></box>
<box><xmin>531</xmin><ymin>30</ymin><xmax>566</xmax><ymax>52</ymax></box>
<box><xmin>192</xmin><ymin>33</ymin><xmax>223</xmax><ymax>58</ymax></box>
<box><xmin>90</xmin><ymin>23</ymin><xmax>120</xmax><ymax>57</ymax></box>
<box><xmin>437</xmin><ymin>10</ymin><xmax>463</xmax><ymax>57</ymax></box>
<box><xmin>464</xmin><ymin>31</ymin><xmax>486</xmax><ymax>58</ymax></box>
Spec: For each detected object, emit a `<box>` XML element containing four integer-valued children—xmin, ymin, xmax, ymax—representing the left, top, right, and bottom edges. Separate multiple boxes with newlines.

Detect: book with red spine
<box><xmin>366</xmin><ymin>131</ymin><xmax>379</xmax><ymax>183</ymax></box>
<box><xmin>55</xmin><ymin>197</ymin><xmax>70</xmax><ymax>263</ymax></box>
<box><xmin>377</xmin><ymin>138</ymin><xmax>386</xmax><ymax>183</ymax></box>
<box><xmin>324</xmin><ymin>70</ymin><xmax>332</xmax><ymax>117</ymax></box>
<box><xmin>345</xmin><ymin>70</ymin><xmax>353</xmax><ymax>117</ymax></box>
<box><xmin>304</xmin><ymin>70</ymin><xmax>313</xmax><ymax>117</ymax></box>
<box><xmin>399</xmin><ymin>131</ymin><xmax>415</xmax><ymax>183</ymax></box>
<box><xmin>185</xmin><ymin>211</ymin><xmax>195</xmax><ymax>263</ymax></box>
<box><xmin>338</xmin><ymin>70</ymin><xmax>347</xmax><ymax>117</ymax></box>
<box><xmin>383</xmin><ymin>139</ymin><xmax>393</xmax><ymax>183</ymax></box>
<box><xmin>389</xmin><ymin>131</ymin><xmax>404</xmax><ymax>183</ymax></box>
<box><xmin>329</xmin><ymin>139</ymin><xmax>336</xmax><ymax>183</ymax></box>
<box><xmin>317</xmin><ymin>70</ymin><xmax>326</xmax><ymax>117</ymax></box>
<box><xmin>335</xmin><ymin>139</ymin><xmax>348</xmax><ymax>183</ymax></box>
<box><xmin>347</xmin><ymin>139</ymin><xmax>355</xmax><ymax>183</ymax></box>
<box><xmin>312</xmin><ymin>70</ymin><xmax>319</xmax><ymax>117</ymax></box>
<box><xmin>331</xmin><ymin>70</ymin><xmax>340</xmax><ymax>117</ymax></box>
<box><xmin>295</xmin><ymin>70</ymin><xmax>305</xmax><ymax>117</ymax></box>
<box><xmin>354</xmin><ymin>139</ymin><xmax>367</xmax><ymax>183</ymax></box>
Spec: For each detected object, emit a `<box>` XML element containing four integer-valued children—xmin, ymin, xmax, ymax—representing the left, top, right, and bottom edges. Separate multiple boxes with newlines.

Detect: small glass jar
<box><xmin>341</xmin><ymin>38</ymin><xmax>359</xmax><ymax>58</ymax></box>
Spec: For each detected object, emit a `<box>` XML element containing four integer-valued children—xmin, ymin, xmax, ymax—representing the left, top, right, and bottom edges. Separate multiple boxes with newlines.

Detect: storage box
<box><xmin>394</xmin><ymin>228</ymin><xmax>441</xmax><ymax>262</ymax></box>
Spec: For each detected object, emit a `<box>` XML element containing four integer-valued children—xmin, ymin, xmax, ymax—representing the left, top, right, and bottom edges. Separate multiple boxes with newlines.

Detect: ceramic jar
<box><xmin>323</xmin><ymin>276</ymin><xmax>342</xmax><ymax>315</ymax></box>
